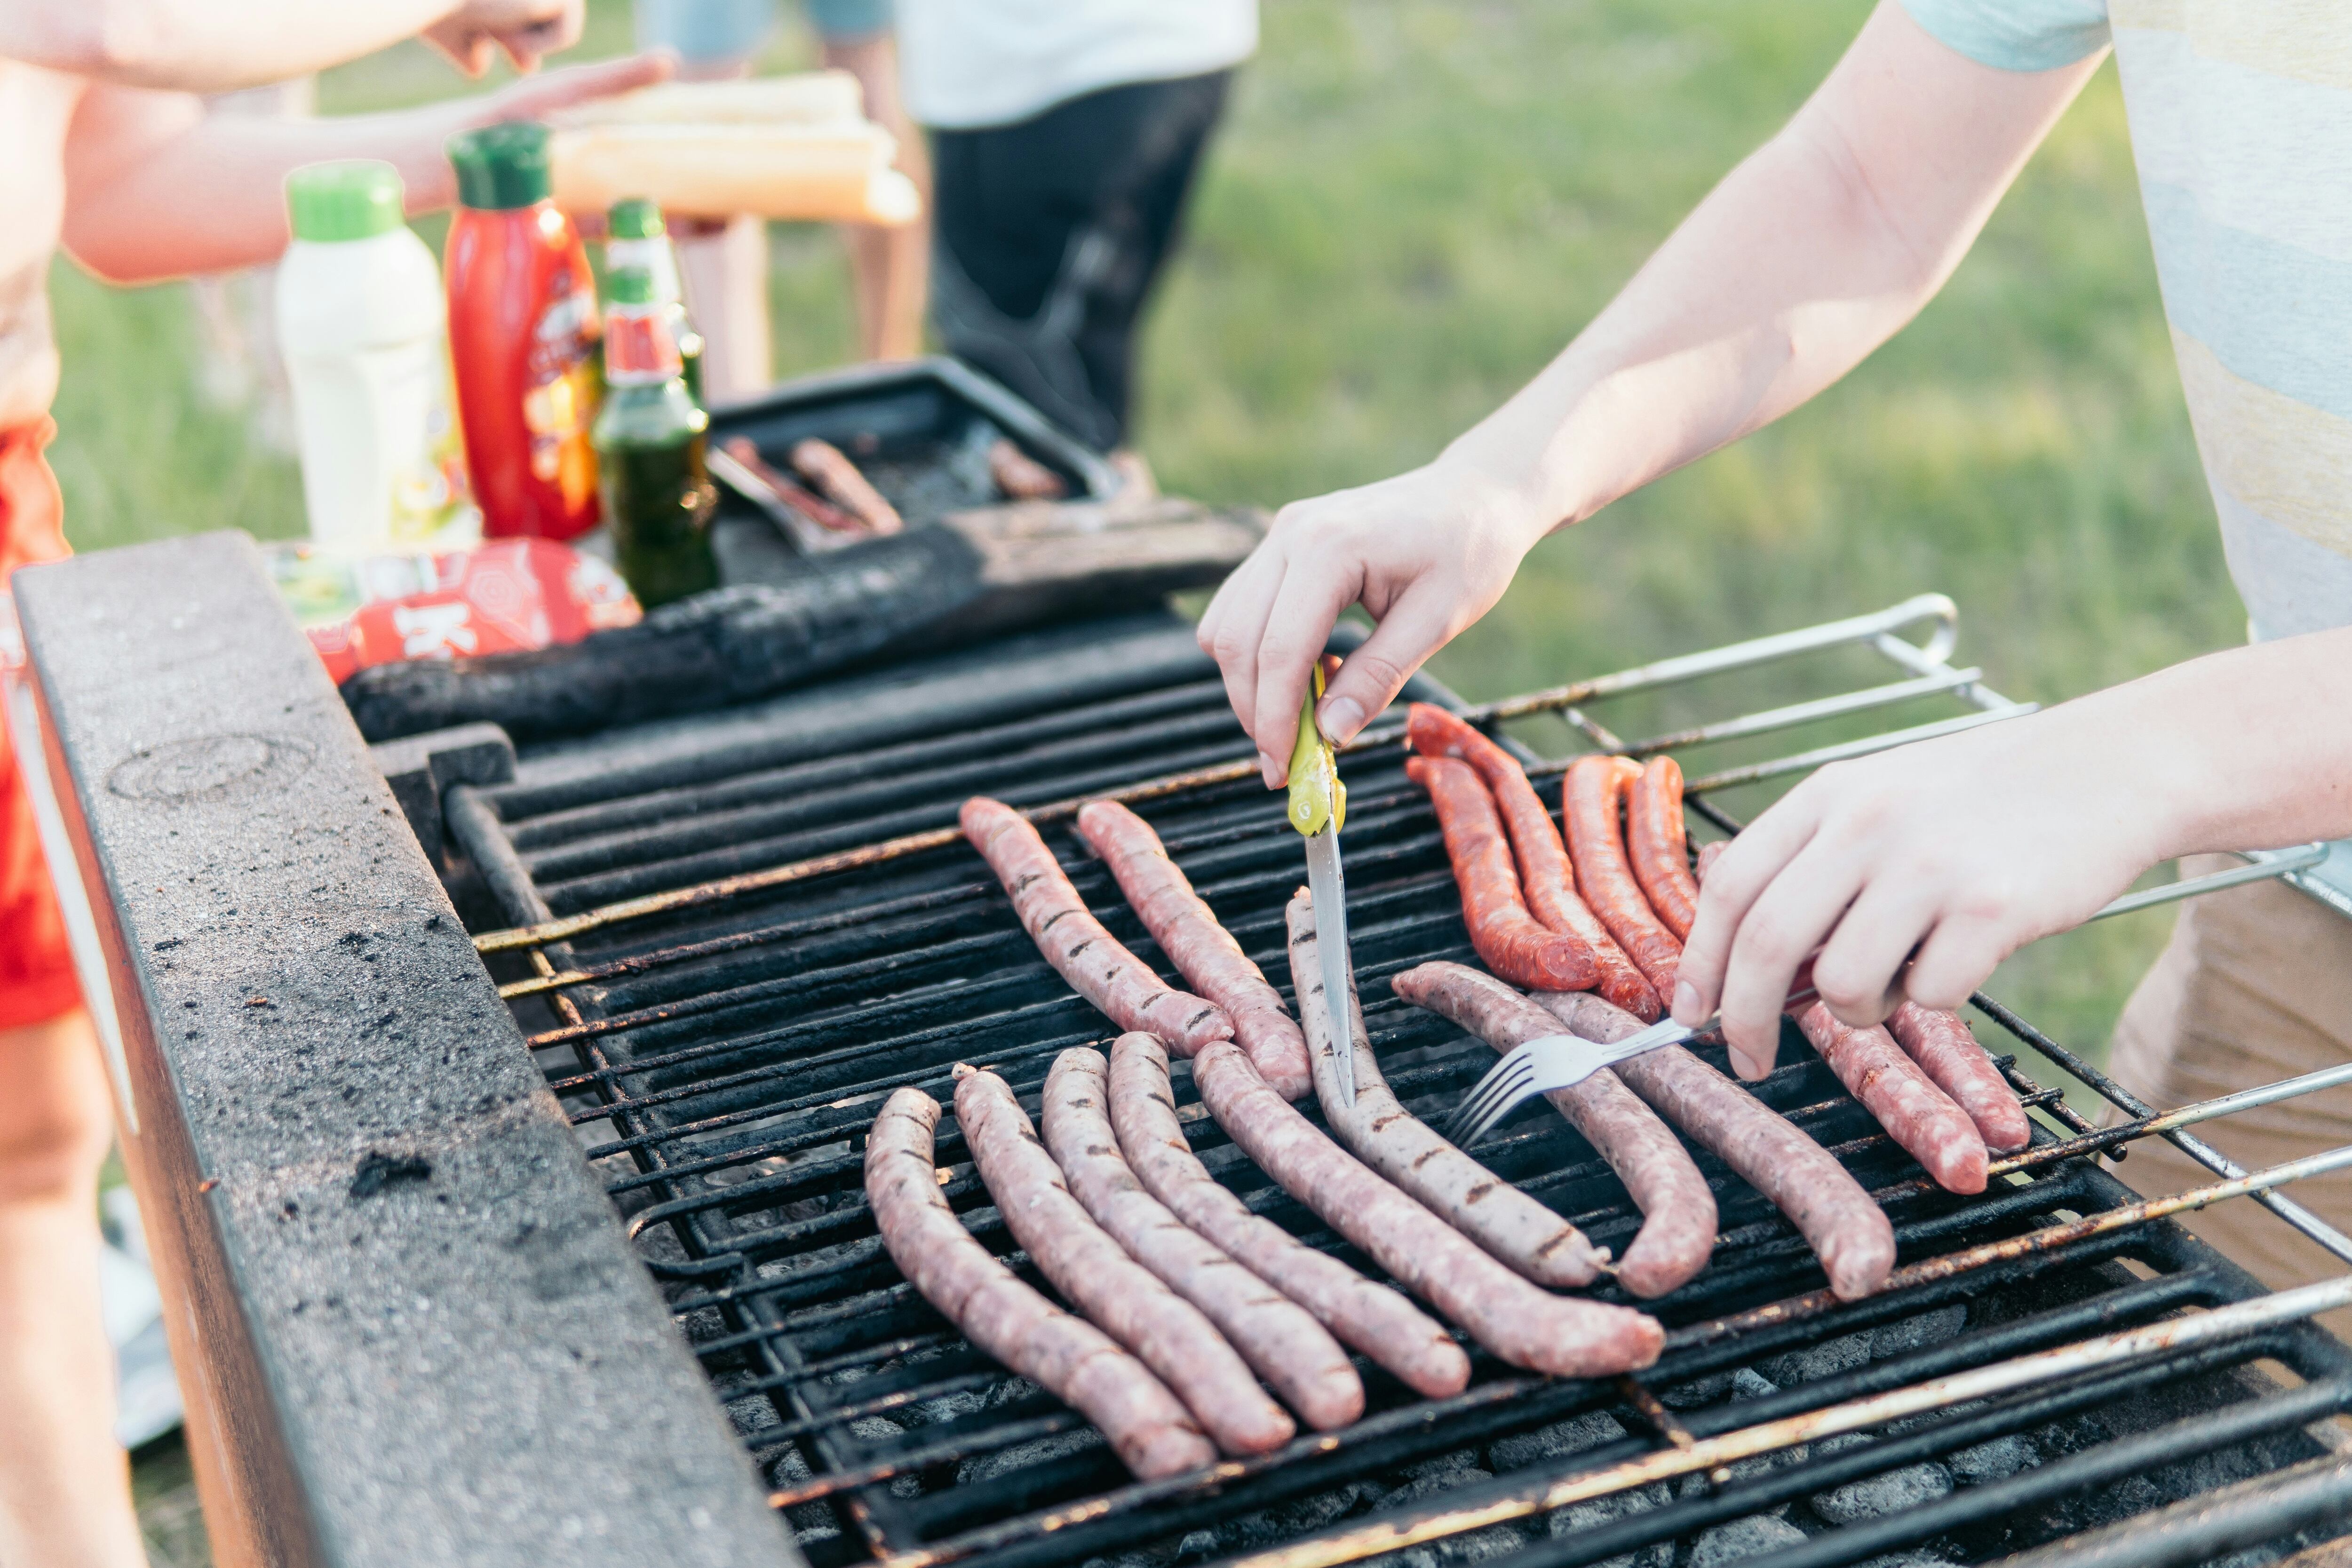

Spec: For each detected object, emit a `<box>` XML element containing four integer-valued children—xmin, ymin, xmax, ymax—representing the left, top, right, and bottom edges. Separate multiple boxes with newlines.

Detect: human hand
<box><xmin>1670</xmin><ymin>707</ymin><xmax>2170</xmax><ymax>1079</ymax></box>
<box><xmin>424</xmin><ymin>0</ymin><xmax>585</xmax><ymax>77</ymax></box>
<box><xmin>450</xmin><ymin>48</ymin><xmax>675</xmax><ymax>127</ymax></box>
<box><xmin>1197</xmin><ymin>459</ymin><xmax>1551</xmax><ymax>788</ymax></box>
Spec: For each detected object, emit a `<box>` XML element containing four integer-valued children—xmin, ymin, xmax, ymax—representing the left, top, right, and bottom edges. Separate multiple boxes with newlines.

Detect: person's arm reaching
<box><xmin>1675</xmin><ymin>627</ymin><xmax>2352</xmax><ymax>1076</ymax></box>
<box><xmin>1197</xmin><ymin>1</ymin><xmax>2103</xmax><ymax>785</ymax></box>
<box><xmin>0</xmin><ymin>0</ymin><xmax>588</xmax><ymax>92</ymax></box>
<box><xmin>58</xmin><ymin>53</ymin><xmax>671</xmax><ymax>285</ymax></box>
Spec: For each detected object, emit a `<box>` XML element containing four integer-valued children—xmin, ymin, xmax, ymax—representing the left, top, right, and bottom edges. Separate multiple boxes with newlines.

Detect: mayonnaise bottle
<box><xmin>276</xmin><ymin>160</ymin><xmax>476</xmax><ymax>552</ymax></box>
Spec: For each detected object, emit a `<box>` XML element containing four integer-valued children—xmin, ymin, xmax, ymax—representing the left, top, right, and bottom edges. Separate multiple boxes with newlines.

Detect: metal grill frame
<box><xmin>440</xmin><ymin>597</ymin><xmax>2352</xmax><ymax>1568</ymax></box>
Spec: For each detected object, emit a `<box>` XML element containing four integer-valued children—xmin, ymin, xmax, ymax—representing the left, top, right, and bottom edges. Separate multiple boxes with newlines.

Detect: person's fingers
<box><xmin>424</xmin><ymin>22</ymin><xmax>496</xmax><ymax>77</ymax></box>
<box><xmin>1671</xmin><ymin>790</ymin><xmax>1824</xmax><ymax>1027</ymax></box>
<box><xmin>1314</xmin><ymin>577</ymin><xmax>1456</xmax><ymax>746</ymax></box>
<box><xmin>486</xmin><ymin>50</ymin><xmax>674</xmax><ymax>120</ymax></box>
<box><xmin>1198</xmin><ymin>545</ymin><xmax>1289</xmax><ymax>786</ymax></box>
<box><xmin>1714</xmin><ymin>841</ymin><xmax>1864</xmax><ymax>1076</ymax></box>
<box><xmin>1899</xmin><ymin>911</ymin><xmax>2010</xmax><ymax>1013</ymax></box>
<box><xmin>1807</xmin><ymin>876</ymin><xmax>1937</xmax><ymax>1029</ymax></box>
<box><xmin>1248</xmin><ymin>556</ymin><xmax>1356</xmax><ymax>781</ymax></box>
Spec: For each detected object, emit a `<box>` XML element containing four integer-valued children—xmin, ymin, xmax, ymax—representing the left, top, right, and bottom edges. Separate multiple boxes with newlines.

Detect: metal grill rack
<box><xmin>443</xmin><ymin>598</ymin><xmax>2352</xmax><ymax>1568</ymax></box>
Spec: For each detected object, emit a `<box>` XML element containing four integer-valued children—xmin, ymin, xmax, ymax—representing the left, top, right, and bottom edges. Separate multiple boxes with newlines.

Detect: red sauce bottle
<box><xmin>444</xmin><ymin>122</ymin><xmax>603</xmax><ymax>541</ymax></box>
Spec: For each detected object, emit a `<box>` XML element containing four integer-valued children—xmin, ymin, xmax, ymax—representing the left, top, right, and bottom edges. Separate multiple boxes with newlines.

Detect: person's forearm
<box><xmin>63</xmin><ymin>107</ymin><xmax>468</xmax><ymax>282</ymax></box>
<box><xmin>2103</xmin><ymin>628</ymin><xmax>2352</xmax><ymax>858</ymax></box>
<box><xmin>1444</xmin><ymin>2</ymin><xmax>2098</xmax><ymax>541</ymax></box>
<box><xmin>0</xmin><ymin>0</ymin><xmax>460</xmax><ymax>91</ymax></box>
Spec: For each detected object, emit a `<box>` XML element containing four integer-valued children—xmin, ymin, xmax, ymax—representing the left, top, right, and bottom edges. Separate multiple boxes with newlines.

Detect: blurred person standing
<box><xmin>0</xmin><ymin>5</ymin><xmax>665</xmax><ymax>1559</ymax></box>
<box><xmin>635</xmin><ymin>0</ymin><xmax>930</xmax><ymax>390</ymax></box>
<box><xmin>898</xmin><ymin>0</ymin><xmax>1255</xmax><ymax>457</ymax></box>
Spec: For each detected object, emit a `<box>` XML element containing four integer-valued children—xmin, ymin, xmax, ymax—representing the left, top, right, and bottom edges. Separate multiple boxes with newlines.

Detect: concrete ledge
<box><xmin>14</xmin><ymin>532</ymin><xmax>792</xmax><ymax>1568</ymax></box>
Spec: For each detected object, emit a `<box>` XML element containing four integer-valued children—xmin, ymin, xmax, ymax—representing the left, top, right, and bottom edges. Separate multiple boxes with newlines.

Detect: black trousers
<box><xmin>929</xmin><ymin>70</ymin><xmax>1234</xmax><ymax>451</ymax></box>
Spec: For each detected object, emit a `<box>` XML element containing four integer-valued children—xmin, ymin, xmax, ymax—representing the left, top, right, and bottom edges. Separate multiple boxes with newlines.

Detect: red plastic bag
<box><xmin>269</xmin><ymin>538</ymin><xmax>640</xmax><ymax>685</ymax></box>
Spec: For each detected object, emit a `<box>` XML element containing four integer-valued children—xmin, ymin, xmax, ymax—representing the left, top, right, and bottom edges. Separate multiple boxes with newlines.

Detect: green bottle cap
<box><xmin>447</xmin><ymin>121</ymin><xmax>553</xmax><ymax>211</ymax></box>
<box><xmin>606</xmin><ymin>265</ymin><xmax>659</xmax><ymax>306</ymax></box>
<box><xmin>608</xmin><ymin>198</ymin><xmax>667</xmax><ymax>240</ymax></box>
<box><xmin>285</xmin><ymin>160</ymin><xmax>405</xmax><ymax>243</ymax></box>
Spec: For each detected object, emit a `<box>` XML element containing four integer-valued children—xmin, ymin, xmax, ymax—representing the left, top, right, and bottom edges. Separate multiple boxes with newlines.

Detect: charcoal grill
<box><xmin>14</xmin><ymin>533</ymin><xmax>2352</xmax><ymax>1568</ymax></box>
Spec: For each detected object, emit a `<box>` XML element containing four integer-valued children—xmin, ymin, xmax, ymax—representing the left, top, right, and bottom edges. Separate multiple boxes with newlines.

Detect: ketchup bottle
<box><xmin>444</xmin><ymin>122</ymin><xmax>603</xmax><ymax>541</ymax></box>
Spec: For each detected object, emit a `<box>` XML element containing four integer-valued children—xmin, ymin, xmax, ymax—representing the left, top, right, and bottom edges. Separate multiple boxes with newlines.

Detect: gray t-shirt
<box><xmin>1904</xmin><ymin>0</ymin><xmax>2352</xmax><ymax>641</ymax></box>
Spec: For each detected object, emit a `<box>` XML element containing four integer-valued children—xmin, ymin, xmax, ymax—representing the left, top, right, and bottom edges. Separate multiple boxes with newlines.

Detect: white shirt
<box><xmin>896</xmin><ymin>0</ymin><xmax>1257</xmax><ymax>130</ymax></box>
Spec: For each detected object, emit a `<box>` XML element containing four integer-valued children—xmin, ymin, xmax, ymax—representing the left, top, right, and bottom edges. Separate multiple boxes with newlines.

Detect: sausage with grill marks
<box><xmin>1075</xmin><ymin>800</ymin><xmax>1311</xmax><ymax>1100</ymax></box>
<box><xmin>1562</xmin><ymin>756</ymin><xmax>1685</xmax><ymax>1000</ymax></box>
<box><xmin>961</xmin><ymin>797</ymin><xmax>1233</xmax><ymax>1053</ymax></box>
<box><xmin>1190</xmin><ymin>1037</ymin><xmax>1664</xmax><ymax>1378</ymax></box>
<box><xmin>1041</xmin><ymin>1047</ymin><xmax>1362</xmax><ymax>1429</ymax></box>
<box><xmin>1285</xmin><ymin>889</ymin><xmax>1610</xmax><ymax>1288</ymax></box>
<box><xmin>1405</xmin><ymin>705</ymin><xmax>1659</xmax><ymax>1020</ymax></box>
<box><xmin>1106</xmin><ymin>1033</ymin><xmax>1471</xmax><ymax>1398</ymax></box>
<box><xmin>1389</xmin><ymin>962</ymin><xmax>1715</xmax><ymax>1297</ymax></box>
<box><xmin>1406</xmin><ymin>755</ymin><xmax>1600</xmax><ymax>994</ymax></box>
<box><xmin>863</xmin><ymin>1087</ymin><xmax>1215</xmax><ymax>1478</ymax></box>
<box><xmin>953</xmin><ymin>1067</ymin><xmax>1294</xmax><ymax>1454</ymax></box>
<box><xmin>1886</xmin><ymin>1002</ymin><xmax>2031</xmax><ymax>1154</ymax></box>
<box><xmin>1791</xmin><ymin>1003</ymin><xmax>1988</xmax><ymax>1194</ymax></box>
<box><xmin>1627</xmin><ymin>756</ymin><xmax>1700</xmax><ymax>941</ymax></box>
<box><xmin>790</xmin><ymin>437</ymin><xmax>904</xmax><ymax>534</ymax></box>
<box><xmin>1527</xmin><ymin>990</ymin><xmax>1896</xmax><ymax>1300</ymax></box>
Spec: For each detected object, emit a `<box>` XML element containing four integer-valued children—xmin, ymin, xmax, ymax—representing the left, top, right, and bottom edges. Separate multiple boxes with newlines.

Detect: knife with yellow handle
<box><xmin>1287</xmin><ymin>660</ymin><xmax>1356</xmax><ymax>1105</ymax></box>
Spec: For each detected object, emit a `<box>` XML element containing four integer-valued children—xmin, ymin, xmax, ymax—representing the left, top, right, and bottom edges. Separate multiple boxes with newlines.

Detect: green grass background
<box><xmin>48</xmin><ymin>0</ymin><xmax>2232</xmax><ymax>1067</ymax></box>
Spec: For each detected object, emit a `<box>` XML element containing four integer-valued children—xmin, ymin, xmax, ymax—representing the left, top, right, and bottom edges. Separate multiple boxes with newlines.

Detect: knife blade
<box><xmin>1287</xmin><ymin>664</ymin><xmax>1356</xmax><ymax>1104</ymax></box>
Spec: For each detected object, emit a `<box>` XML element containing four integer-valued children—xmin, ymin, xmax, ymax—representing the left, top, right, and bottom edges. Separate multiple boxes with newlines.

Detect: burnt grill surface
<box><xmin>452</xmin><ymin>615</ymin><xmax>2352</xmax><ymax>1568</ymax></box>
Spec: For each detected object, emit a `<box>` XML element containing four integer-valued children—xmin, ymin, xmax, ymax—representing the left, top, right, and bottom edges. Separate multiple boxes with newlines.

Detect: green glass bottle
<box><xmin>594</xmin><ymin>265</ymin><xmax>716</xmax><ymax>607</ymax></box>
<box><xmin>604</xmin><ymin>198</ymin><xmax>705</xmax><ymax>404</ymax></box>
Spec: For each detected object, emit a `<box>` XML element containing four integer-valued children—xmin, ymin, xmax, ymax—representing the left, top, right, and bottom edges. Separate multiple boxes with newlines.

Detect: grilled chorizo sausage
<box><xmin>864</xmin><ymin>1087</ymin><xmax>1215</xmax><ymax>1478</ymax></box>
<box><xmin>1106</xmin><ymin>1033</ymin><xmax>1471</xmax><ymax>1398</ymax></box>
<box><xmin>953</xmin><ymin>1067</ymin><xmax>1294</xmax><ymax>1455</ymax></box>
<box><xmin>1627</xmin><ymin>757</ymin><xmax>1700</xmax><ymax>941</ymax></box>
<box><xmin>1285</xmin><ymin>889</ymin><xmax>1609</xmax><ymax>1287</ymax></box>
<box><xmin>1041</xmin><ymin>1048</ymin><xmax>1362</xmax><ymax>1429</ymax></box>
<box><xmin>961</xmin><ymin>797</ymin><xmax>1233</xmax><ymax>1053</ymax></box>
<box><xmin>1527</xmin><ymin>991</ymin><xmax>1896</xmax><ymax>1300</ymax></box>
<box><xmin>1791</xmin><ymin>1003</ymin><xmax>1988</xmax><ymax>1195</ymax></box>
<box><xmin>1886</xmin><ymin>1002</ymin><xmax>2031</xmax><ymax>1154</ymax></box>
<box><xmin>1190</xmin><ymin>1038</ymin><xmax>1664</xmax><ymax>1378</ymax></box>
<box><xmin>789</xmin><ymin>437</ymin><xmax>904</xmax><ymax>534</ymax></box>
<box><xmin>1406</xmin><ymin>705</ymin><xmax>1660</xmax><ymax>1020</ymax></box>
<box><xmin>1389</xmin><ymin>962</ymin><xmax>1716</xmax><ymax>1298</ymax></box>
<box><xmin>1406</xmin><ymin>755</ymin><xmax>1601</xmax><ymax>993</ymax></box>
<box><xmin>988</xmin><ymin>439</ymin><xmax>1068</xmax><ymax>500</ymax></box>
<box><xmin>1075</xmin><ymin>800</ymin><xmax>1312</xmax><ymax>1100</ymax></box>
<box><xmin>1562</xmin><ymin>756</ymin><xmax>1685</xmax><ymax>999</ymax></box>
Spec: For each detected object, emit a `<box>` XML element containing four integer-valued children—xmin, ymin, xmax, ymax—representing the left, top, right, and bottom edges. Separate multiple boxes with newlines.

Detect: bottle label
<box><xmin>522</xmin><ymin>263</ymin><xmax>602</xmax><ymax>503</ymax></box>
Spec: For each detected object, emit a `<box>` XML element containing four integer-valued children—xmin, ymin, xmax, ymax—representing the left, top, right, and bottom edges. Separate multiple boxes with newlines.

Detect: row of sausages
<box><xmin>1402</xmin><ymin>702</ymin><xmax>2031</xmax><ymax>1195</ymax></box>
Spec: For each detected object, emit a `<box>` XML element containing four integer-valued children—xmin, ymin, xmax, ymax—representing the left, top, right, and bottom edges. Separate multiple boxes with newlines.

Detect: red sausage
<box><xmin>961</xmin><ymin>797</ymin><xmax>1233</xmax><ymax>1052</ymax></box>
<box><xmin>1791</xmin><ymin>1003</ymin><xmax>1988</xmax><ymax>1195</ymax></box>
<box><xmin>1406</xmin><ymin>755</ymin><xmax>1600</xmax><ymax>993</ymax></box>
<box><xmin>791</xmin><ymin>436</ymin><xmax>903</xmax><ymax>533</ymax></box>
<box><xmin>1561</xmin><ymin>756</ymin><xmax>1685</xmax><ymax>1001</ymax></box>
<box><xmin>1075</xmin><ymin>800</ymin><xmax>1312</xmax><ymax>1100</ymax></box>
<box><xmin>1887</xmin><ymin>1003</ymin><xmax>2031</xmax><ymax>1154</ymax></box>
<box><xmin>1106</xmin><ymin>1033</ymin><xmax>1470</xmax><ymax>1398</ymax></box>
<box><xmin>1529</xmin><ymin>991</ymin><xmax>1896</xmax><ymax>1300</ymax></box>
<box><xmin>1627</xmin><ymin>756</ymin><xmax>1700</xmax><ymax>941</ymax></box>
<box><xmin>1190</xmin><ymin>1038</ymin><xmax>1664</xmax><ymax>1379</ymax></box>
<box><xmin>1389</xmin><ymin>962</ymin><xmax>1716</xmax><ymax>1297</ymax></box>
<box><xmin>863</xmin><ymin>1087</ymin><xmax>1215</xmax><ymax>1478</ymax></box>
<box><xmin>953</xmin><ymin>1067</ymin><xmax>1294</xmax><ymax>1455</ymax></box>
<box><xmin>1406</xmin><ymin>705</ymin><xmax>1660</xmax><ymax>1020</ymax></box>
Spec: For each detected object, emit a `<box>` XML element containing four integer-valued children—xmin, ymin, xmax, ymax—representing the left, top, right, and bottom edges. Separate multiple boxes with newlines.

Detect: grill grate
<box><xmin>443</xmin><ymin>608</ymin><xmax>2352</xmax><ymax>1568</ymax></box>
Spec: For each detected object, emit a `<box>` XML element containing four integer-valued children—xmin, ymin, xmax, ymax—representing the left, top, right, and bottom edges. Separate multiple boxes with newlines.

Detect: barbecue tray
<box><xmin>15</xmin><ymin>533</ymin><xmax>2352</xmax><ymax>1568</ymax></box>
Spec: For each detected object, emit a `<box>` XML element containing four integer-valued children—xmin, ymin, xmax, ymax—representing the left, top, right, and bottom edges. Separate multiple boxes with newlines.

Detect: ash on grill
<box><xmin>433</xmin><ymin>607</ymin><xmax>2352</xmax><ymax>1568</ymax></box>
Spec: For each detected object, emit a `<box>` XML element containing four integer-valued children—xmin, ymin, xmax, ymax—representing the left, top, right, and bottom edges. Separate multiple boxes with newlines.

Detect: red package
<box><xmin>275</xmin><ymin>539</ymin><xmax>641</xmax><ymax>685</ymax></box>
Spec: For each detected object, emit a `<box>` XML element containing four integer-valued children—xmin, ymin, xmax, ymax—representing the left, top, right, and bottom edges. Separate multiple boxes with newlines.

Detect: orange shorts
<box><xmin>0</xmin><ymin>417</ymin><xmax>80</xmax><ymax>1030</ymax></box>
